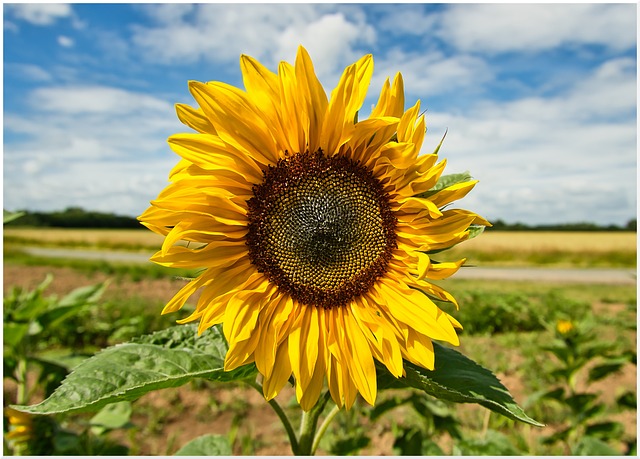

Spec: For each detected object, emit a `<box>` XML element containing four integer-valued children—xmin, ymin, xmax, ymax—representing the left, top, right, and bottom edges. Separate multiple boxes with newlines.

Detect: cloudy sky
<box><xmin>4</xmin><ymin>3</ymin><xmax>637</xmax><ymax>225</ymax></box>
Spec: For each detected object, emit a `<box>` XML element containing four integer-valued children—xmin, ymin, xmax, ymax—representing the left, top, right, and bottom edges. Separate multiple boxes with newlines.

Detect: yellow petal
<box><xmin>338</xmin><ymin>308</ymin><xmax>377</xmax><ymax>406</ymax></box>
<box><xmin>189</xmin><ymin>81</ymin><xmax>279</xmax><ymax>165</ymax></box>
<box><xmin>176</xmin><ymin>103</ymin><xmax>217</xmax><ymax>134</ymax></box>
<box><xmin>294</xmin><ymin>45</ymin><xmax>328</xmax><ymax>153</ymax></box>
<box><xmin>168</xmin><ymin>133</ymin><xmax>264</xmax><ymax>183</ymax></box>
<box><xmin>288</xmin><ymin>305</ymin><xmax>319</xmax><ymax>391</ymax></box>
<box><xmin>263</xmin><ymin>340</ymin><xmax>293</xmax><ymax>400</ymax></box>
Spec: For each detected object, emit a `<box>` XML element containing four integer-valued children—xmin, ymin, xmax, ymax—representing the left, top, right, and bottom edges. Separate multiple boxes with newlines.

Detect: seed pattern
<box><xmin>246</xmin><ymin>149</ymin><xmax>397</xmax><ymax>308</ymax></box>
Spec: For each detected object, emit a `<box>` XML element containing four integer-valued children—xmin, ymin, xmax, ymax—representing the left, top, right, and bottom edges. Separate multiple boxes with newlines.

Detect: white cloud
<box><xmin>4</xmin><ymin>20</ymin><xmax>19</xmax><ymax>32</ymax></box>
<box><xmin>131</xmin><ymin>4</ymin><xmax>374</xmax><ymax>78</ymax></box>
<box><xmin>4</xmin><ymin>85</ymin><xmax>182</xmax><ymax>216</ymax></box>
<box><xmin>6</xmin><ymin>3</ymin><xmax>73</xmax><ymax>26</ymax></box>
<box><xmin>375</xmin><ymin>4</ymin><xmax>440</xmax><ymax>36</ymax></box>
<box><xmin>5</xmin><ymin>63</ymin><xmax>52</xmax><ymax>82</ymax></box>
<box><xmin>372</xmin><ymin>48</ymin><xmax>493</xmax><ymax>102</ymax></box>
<box><xmin>30</xmin><ymin>85</ymin><xmax>173</xmax><ymax>115</ymax></box>
<box><xmin>437</xmin><ymin>4</ymin><xmax>636</xmax><ymax>53</ymax></box>
<box><xmin>276</xmin><ymin>13</ymin><xmax>375</xmax><ymax>78</ymax></box>
<box><xmin>418</xmin><ymin>58</ymin><xmax>636</xmax><ymax>225</ymax></box>
<box><xmin>57</xmin><ymin>35</ymin><xmax>74</xmax><ymax>48</ymax></box>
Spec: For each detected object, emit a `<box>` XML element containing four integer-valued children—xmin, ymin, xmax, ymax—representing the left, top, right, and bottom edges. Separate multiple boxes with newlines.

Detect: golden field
<box><xmin>4</xmin><ymin>227</ymin><xmax>164</xmax><ymax>250</ymax></box>
<box><xmin>457</xmin><ymin>230</ymin><xmax>637</xmax><ymax>253</ymax></box>
<box><xmin>3</xmin><ymin>227</ymin><xmax>637</xmax><ymax>267</ymax></box>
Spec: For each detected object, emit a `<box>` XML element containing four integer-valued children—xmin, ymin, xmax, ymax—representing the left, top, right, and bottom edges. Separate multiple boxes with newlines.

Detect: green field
<box><xmin>3</xmin><ymin>228</ymin><xmax>637</xmax><ymax>455</ymax></box>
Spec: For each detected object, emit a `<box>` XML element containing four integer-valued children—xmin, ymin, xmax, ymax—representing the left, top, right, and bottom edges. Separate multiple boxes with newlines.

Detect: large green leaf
<box><xmin>377</xmin><ymin>342</ymin><xmax>543</xmax><ymax>426</ymax></box>
<box><xmin>174</xmin><ymin>434</ymin><xmax>232</xmax><ymax>456</ymax></box>
<box><xmin>12</xmin><ymin>324</ymin><xmax>257</xmax><ymax>415</ymax></box>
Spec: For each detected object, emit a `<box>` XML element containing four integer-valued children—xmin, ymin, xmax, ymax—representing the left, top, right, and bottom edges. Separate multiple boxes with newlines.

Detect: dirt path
<box><xmin>455</xmin><ymin>266</ymin><xmax>636</xmax><ymax>284</ymax></box>
<box><xmin>20</xmin><ymin>246</ymin><xmax>637</xmax><ymax>285</ymax></box>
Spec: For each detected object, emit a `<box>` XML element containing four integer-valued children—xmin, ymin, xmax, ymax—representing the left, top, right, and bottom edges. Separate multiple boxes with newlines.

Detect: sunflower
<box><xmin>5</xmin><ymin>407</ymin><xmax>33</xmax><ymax>444</ymax></box>
<box><xmin>139</xmin><ymin>46</ymin><xmax>489</xmax><ymax>411</ymax></box>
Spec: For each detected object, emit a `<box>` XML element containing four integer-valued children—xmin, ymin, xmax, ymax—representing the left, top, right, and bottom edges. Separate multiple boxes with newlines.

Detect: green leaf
<box><xmin>329</xmin><ymin>434</ymin><xmax>371</xmax><ymax>455</ymax></box>
<box><xmin>588</xmin><ymin>358</ymin><xmax>627</xmax><ymax>382</ymax></box>
<box><xmin>57</xmin><ymin>281</ymin><xmax>109</xmax><ymax>308</ymax></box>
<box><xmin>38</xmin><ymin>281</ymin><xmax>108</xmax><ymax>329</ymax></box>
<box><xmin>393</xmin><ymin>427</ymin><xmax>425</xmax><ymax>455</ymax></box>
<box><xmin>90</xmin><ymin>401</ymin><xmax>132</xmax><ymax>430</ymax></box>
<box><xmin>3</xmin><ymin>322</ymin><xmax>30</xmax><ymax>348</ymax></box>
<box><xmin>452</xmin><ymin>430</ymin><xmax>522</xmax><ymax>455</ymax></box>
<box><xmin>12</xmin><ymin>324</ymin><xmax>257</xmax><ymax>415</ymax></box>
<box><xmin>377</xmin><ymin>342</ymin><xmax>543</xmax><ymax>426</ymax></box>
<box><xmin>8</xmin><ymin>275</ymin><xmax>54</xmax><ymax>322</ymax></box>
<box><xmin>467</xmin><ymin>224</ymin><xmax>486</xmax><ymax>240</ymax></box>
<box><xmin>616</xmin><ymin>390</ymin><xmax>636</xmax><ymax>409</ymax></box>
<box><xmin>3</xmin><ymin>210</ymin><xmax>25</xmax><ymax>224</ymax></box>
<box><xmin>584</xmin><ymin>421</ymin><xmax>624</xmax><ymax>439</ymax></box>
<box><xmin>421</xmin><ymin>439</ymin><xmax>446</xmax><ymax>455</ymax></box>
<box><xmin>173</xmin><ymin>434</ymin><xmax>232</xmax><ymax>456</ymax></box>
<box><xmin>572</xmin><ymin>436</ymin><xmax>621</xmax><ymax>455</ymax></box>
<box><xmin>416</xmin><ymin>171</ymin><xmax>473</xmax><ymax>199</ymax></box>
<box><xmin>540</xmin><ymin>387</ymin><xmax>566</xmax><ymax>403</ymax></box>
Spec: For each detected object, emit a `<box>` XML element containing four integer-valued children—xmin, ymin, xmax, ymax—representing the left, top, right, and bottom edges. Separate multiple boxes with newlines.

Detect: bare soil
<box><xmin>3</xmin><ymin>264</ymin><xmax>636</xmax><ymax>455</ymax></box>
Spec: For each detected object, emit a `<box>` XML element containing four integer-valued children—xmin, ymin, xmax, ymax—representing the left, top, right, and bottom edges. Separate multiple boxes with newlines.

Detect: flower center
<box><xmin>246</xmin><ymin>149</ymin><xmax>397</xmax><ymax>308</ymax></box>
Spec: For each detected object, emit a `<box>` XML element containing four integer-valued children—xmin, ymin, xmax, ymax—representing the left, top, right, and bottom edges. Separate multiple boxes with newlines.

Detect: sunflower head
<box><xmin>556</xmin><ymin>319</ymin><xmax>575</xmax><ymax>336</ymax></box>
<box><xmin>4</xmin><ymin>407</ymin><xmax>56</xmax><ymax>455</ymax></box>
<box><xmin>139</xmin><ymin>46</ymin><xmax>489</xmax><ymax>410</ymax></box>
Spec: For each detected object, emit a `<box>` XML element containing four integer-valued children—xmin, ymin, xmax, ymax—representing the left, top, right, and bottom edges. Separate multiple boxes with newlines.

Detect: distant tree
<box><xmin>4</xmin><ymin>207</ymin><xmax>143</xmax><ymax>229</ymax></box>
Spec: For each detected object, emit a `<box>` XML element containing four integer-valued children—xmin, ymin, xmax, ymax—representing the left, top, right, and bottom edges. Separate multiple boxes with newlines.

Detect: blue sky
<box><xmin>3</xmin><ymin>3</ymin><xmax>637</xmax><ymax>225</ymax></box>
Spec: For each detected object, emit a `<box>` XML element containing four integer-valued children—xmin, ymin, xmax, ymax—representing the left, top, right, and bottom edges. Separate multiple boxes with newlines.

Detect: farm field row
<box><xmin>4</xmin><ymin>228</ymin><xmax>637</xmax><ymax>267</ymax></box>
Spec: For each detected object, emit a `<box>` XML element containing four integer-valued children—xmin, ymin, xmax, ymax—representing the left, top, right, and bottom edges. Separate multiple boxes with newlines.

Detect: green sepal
<box><xmin>467</xmin><ymin>224</ymin><xmax>486</xmax><ymax>240</ymax></box>
<box><xmin>3</xmin><ymin>209</ymin><xmax>25</xmax><ymax>224</ymax></box>
<box><xmin>431</xmin><ymin>129</ymin><xmax>448</xmax><ymax>155</ymax></box>
<box><xmin>376</xmin><ymin>342</ymin><xmax>543</xmax><ymax>427</ymax></box>
<box><xmin>416</xmin><ymin>171</ymin><xmax>473</xmax><ymax>200</ymax></box>
<box><xmin>11</xmin><ymin>324</ymin><xmax>257</xmax><ymax>416</ymax></box>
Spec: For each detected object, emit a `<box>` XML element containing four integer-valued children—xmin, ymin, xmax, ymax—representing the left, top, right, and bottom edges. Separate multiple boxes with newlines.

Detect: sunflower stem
<box><xmin>296</xmin><ymin>391</ymin><xmax>332</xmax><ymax>455</ymax></box>
<box><xmin>16</xmin><ymin>358</ymin><xmax>28</xmax><ymax>405</ymax></box>
<box><xmin>247</xmin><ymin>380</ymin><xmax>299</xmax><ymax>454</ymax></box>
<box><xmin>311</xmin><ymin>404</ymin><xmax>340</xmax><ymax>455</ymax></box>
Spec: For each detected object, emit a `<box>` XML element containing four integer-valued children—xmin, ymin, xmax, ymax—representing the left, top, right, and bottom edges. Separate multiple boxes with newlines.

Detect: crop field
<box><xmin>3</xmin><ymin>228</ymin><xmax>637</xmax><ymax>455</ymax></box>
<box><xmin>4</xmin><ymin>228</ymin><xmax>164</xmax><ymax>251</ymax></box>
<box><xmin>4</xmin><ymin>227</ymin><xmax>637</xmax><ymax>267</ymax></box>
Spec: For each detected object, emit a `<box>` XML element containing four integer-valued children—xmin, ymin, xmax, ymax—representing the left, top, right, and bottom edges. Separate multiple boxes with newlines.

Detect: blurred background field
<box><xmin>3</xmin><ymin>226</ymin><xmax>637</xmax><ymax>455</ymax></box>
<box><xmin>5</xmin><ymin>227</ymin><xmax>636</xmax><ymax>268</ymax></box>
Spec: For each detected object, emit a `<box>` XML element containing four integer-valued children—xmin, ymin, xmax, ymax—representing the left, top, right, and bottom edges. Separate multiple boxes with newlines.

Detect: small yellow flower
<box><xmin>5</xmin><ymin>407</ymin><xmax>33</xmax><ymax>444</ymax></box>
<box><xmin>556</xmin><ymin>319</ymin><xmax>574</xmax><ymax>335</ymax></box>
<box><xmin>140</xmin><ymin>46</ymin><xmax>488</xmax><ymax>410</ymax></box>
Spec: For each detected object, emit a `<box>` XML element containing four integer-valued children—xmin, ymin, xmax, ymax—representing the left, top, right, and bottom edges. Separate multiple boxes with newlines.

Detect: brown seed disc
<box><xmin>246</xmin><ymin>149</ymin><xmax>397</xmax><ymax>308</ymax></box>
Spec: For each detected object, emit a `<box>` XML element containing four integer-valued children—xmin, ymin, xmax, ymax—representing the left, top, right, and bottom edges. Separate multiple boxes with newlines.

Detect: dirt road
<box><xmin>20</xmin><ymin>246</ymin><xmax>637</xmax><ymax>285</ymax></box>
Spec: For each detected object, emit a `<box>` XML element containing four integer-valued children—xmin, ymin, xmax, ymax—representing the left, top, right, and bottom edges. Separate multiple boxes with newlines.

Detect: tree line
<box><xmin>4</xmin><ymin>207</ymin><xmax>637</xmax><ymax>232</ymax></box>
<box><xmin>4</xmin><ymin>207</ymin><xmax>143</xmax><ymax>229</ymax></box>
<box><xmin>486</xmin><ymin>219</ymin><xmax>636</xmax><ymax>232</ymax></box>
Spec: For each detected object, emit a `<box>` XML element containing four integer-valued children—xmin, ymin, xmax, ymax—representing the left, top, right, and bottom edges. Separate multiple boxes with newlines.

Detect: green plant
<box><xmin>3</xmin><ymin>275</ymin><xmax>108</xmax><ymax>405</ymax></box>
<box><xmin>534</xmin><ymin>316</ymin><xmax>635</xmax><ymax>454</ymax></box>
